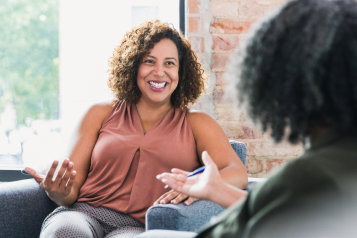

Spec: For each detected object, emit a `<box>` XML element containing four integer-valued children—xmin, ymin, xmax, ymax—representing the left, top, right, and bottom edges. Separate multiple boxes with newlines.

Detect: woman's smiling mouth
<box><xmin>149</xmin><ymin>81</ymin><xmax>167</xmax><ymax>89</ymax></box>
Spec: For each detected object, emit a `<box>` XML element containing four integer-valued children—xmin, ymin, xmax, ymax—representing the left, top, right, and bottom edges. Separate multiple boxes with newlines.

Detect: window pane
<box><xmin>0</xmin><ymin>0</ymin><xmax>59</xmax><ymax>169</ymax></box>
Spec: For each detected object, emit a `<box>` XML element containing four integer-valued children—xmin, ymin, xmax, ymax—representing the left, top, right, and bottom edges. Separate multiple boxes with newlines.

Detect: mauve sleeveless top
<box><xmin>77</xmin><ymin>101</ymin><xmax>200</xmax><ymax>223</ymax></box>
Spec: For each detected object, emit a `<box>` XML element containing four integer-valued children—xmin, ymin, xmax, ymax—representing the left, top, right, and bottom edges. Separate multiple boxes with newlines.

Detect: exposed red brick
<box><xmin>211</xmin><ymin>19</ymin><xmax>253</xmax><ymax>34</ymax></box>
<box><xmin>216</xmin><ymin>107</ymin><xmax>247</xmax><ymax>122</ymax></box>
<box><xmin>189</xmin><ymin>17</ymin><xmax>202</xmax><ymax>33</ymax></box>
<box><xmin>219</xmin><ymin>123</ymin><xmax>262</xmax><ymax>140</ymax></box>
<box><xmin>266</xmin><ymin>159</ymin><xmax>286</xmax><ymax>173</ymax></box>
<box><xmin>248</xmin><ymin>141</ymin><xmax>303</xmax><ymax>157</ymax></box>
<box><xmin>188</xmin><ymin>37</ymin><xmax>205</xmax><ymax>53</ymax></box>
<box><xmin>188</xmin><ymin>0</ymin><xmax>200</xmax><ymax>14</ymax></box>
<box><xmin>200</xmin><ymin>37</ymin><xmax>205</xmax><ymax>52</ymax></box>
<box><xmin>255</xmin><ymin>0</ymin><xmax>287</xmax><ymax>5</ymax></box>
<box><xmin>218</xmin><ymin>121</ymin><xmax>262</xmax><ymax>139</ymax></box>
<box><xmin>238</xmin><ymin>2</ymin><xmax>269</xmax><ymax>20</ymax></box>
<box><xmin>238</xmin><ymin>126</ymin><xmax>263</xmax><ymax>139</ymax></box>
<box><xmin>213</xmin><ymin>88</ymin><xmax>234</xmax><ymax>104</ymax></box>
<box><xmin>246</xmin><ymin>158</ymin><xmax>263</xmax><ymax>174</ymax></box>
<box><xmin>215</xmin><ymin>72</ymin><xmax>226</xmax><ymax>86</ymax></box>
<box><xmin>212</xmin><ymin>2</ymin><xmax>239</xmax><ymax>18</ymax></box>
<box><xmin>212</xmin><ymin>35</ymin><xmax>239</xmax><ymax>51</ymax></box>
<box><xmin>212</xmin><ymin>53</ymin><xmax>230</xmax><ymax>69</ymax></box>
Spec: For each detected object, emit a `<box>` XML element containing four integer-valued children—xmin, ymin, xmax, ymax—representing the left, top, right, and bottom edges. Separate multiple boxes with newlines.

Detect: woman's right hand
<box><xmin>24</xmin><ymin>159</ymin><xmax>76</xmax><ymax>204</ymax></box>
<box><xmin>157</xmin><ymin>151</ymin><xmax>224</xmax><ymax>201</ymax></box>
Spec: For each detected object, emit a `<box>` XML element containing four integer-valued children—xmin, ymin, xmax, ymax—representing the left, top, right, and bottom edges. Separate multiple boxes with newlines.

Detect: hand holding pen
<box><xmin>156</xmin><ymin>151</ymin><xmax>224</xmax><ymax>202</ymax></box>
<box><xmin>163</xmin><ymin>166</ymin><xmax>206</xmax><ymax>189</ymax></box>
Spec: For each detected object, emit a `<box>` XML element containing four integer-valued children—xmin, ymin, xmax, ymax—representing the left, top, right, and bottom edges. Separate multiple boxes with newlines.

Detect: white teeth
<box><xmin>149</xmin><ymin>81</ymin><xmax>166</xmax><ymax>88</ymax></box>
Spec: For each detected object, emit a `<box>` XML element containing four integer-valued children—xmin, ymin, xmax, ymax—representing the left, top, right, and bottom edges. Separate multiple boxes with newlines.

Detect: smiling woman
<box><xmin>24</xmin><ymin>20</ymin><xmax>248</xmax><ymax>238</ymax></box>
<box><xmin>107</xmin><ymin>20</ymin><xmax>205</xmax><ymax>110</ymax></box>
<box><xmin>137</xmin><ymin>39</ymin><xmax>180</xmax><ymax>108</ymax></box>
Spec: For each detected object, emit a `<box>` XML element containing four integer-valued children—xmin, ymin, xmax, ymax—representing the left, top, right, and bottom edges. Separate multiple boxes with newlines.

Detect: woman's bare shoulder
<box><xmin>89</xmin><ymin>102</ymin><xmax>113</xmax><ymax>116</ymax></box>
<box><xmin>80</xmin><ymin>102</ymin><xmax>114</xmax><ymax>129</ymax></box>
<box><xmin>187</xmin><ymin>109</ymin><xmax>217</xmax><ymax>128</ymax></box>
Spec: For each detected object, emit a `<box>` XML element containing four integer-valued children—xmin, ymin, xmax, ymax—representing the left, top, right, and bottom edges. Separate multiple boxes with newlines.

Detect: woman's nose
<box><xmin>153</xmin><ymin>65</ymin><xmax>164</xmax><ymax>77</ymax></box>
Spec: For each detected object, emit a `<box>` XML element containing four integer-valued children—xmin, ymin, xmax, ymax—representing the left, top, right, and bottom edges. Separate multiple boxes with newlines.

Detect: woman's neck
<box><xmin>135</xmin><ymin>98</ymin><xmax>172</xmax><ymax>123</ymax></box>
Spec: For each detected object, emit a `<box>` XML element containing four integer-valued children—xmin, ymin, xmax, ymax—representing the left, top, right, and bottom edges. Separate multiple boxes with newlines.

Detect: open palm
<box><xmin>157</xmin><ymin>151</ymin><xmax>223</xmax><ymax>201</ymax></box>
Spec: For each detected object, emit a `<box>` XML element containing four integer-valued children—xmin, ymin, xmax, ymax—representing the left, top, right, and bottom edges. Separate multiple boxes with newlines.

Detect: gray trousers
<box><xmin>40</xmin><ymin>203</ymin><xmax>145</xmax><ymax>238</ymax></box>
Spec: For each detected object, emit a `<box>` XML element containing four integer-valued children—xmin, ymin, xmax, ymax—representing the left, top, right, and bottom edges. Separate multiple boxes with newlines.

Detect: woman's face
<box><xmin>137</xmin><ymin>38</ymin><xmax>179</xmax><ymax>106</ymax></box>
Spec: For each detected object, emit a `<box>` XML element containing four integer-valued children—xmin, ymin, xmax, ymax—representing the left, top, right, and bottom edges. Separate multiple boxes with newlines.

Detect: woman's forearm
<box><xmin>207</xmin><ymin>164</ymin><xmax>248</xmax><ymax>208</ymax></box>
<box><xmin>208</xmin><ymin>181</ymin><xmax>247</xmax><ymax>208</ymax></box>
<box><xmin>219</xmin><ymin>164</ymin><xmax>248</xmax><ymax>189</ymax></box>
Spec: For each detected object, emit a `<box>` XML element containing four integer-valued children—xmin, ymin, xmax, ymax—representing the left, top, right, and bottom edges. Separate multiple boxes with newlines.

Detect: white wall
<box><xmin>59</xmin><ymin>0</ymin><xmax>180</xmax><ymax>139</ymax></box>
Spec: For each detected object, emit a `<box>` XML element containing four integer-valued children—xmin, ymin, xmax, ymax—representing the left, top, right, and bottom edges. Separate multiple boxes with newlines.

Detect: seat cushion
<box><xmin>0</xmin><ymin>179</ymin><xmax>58</xmax><ymax>238</ymax></box>
<box><xmin>146</xmin><ymin>200</ymin><xmax>224</xmax><ymax>232</ymax></box>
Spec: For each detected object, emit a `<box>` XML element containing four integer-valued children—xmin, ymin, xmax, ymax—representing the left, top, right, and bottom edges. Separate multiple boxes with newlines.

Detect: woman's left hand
<box><xmin>154</xmin><ymin>189</ymin><xmax>199</xmax><ymax>206</ymax></box>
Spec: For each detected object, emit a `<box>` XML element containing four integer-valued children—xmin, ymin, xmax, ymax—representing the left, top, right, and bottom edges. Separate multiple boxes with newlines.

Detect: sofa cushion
<box><xmin>0</xmin><ymin>179</ymin><xmax>58</xmax><ymax>238</ymax></box>
<box><xmin>146</xmin><ymin>200</ymin><xmax>224</xmax><ymax>232</ymax></box>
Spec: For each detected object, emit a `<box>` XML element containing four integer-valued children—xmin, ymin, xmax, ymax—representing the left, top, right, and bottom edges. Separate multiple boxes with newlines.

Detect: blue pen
<box><xmin>186</xmin><ymin>166</ymin><xmax>206</xmax><ymax>177</ymax></box>
<box><xmin>164</xmin><ymin>166</ymin><xmax>206</xmax><ymax>189</ymax></box>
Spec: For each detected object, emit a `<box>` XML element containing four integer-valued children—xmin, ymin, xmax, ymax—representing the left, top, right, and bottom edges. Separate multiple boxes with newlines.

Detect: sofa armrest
<box><xmin>0</xmin><ymin>179</ymin><xmax>58</xmax><ymax>238</ymax></box>
<box><xmin>145</xmin><ymin>200</ymin><xmax>224</xmax><ymax>232</ymax></box>
<box><xmin>230</xmin><ymin>140</ymin><xmax>247</xmax><ymax>166</ymax></box>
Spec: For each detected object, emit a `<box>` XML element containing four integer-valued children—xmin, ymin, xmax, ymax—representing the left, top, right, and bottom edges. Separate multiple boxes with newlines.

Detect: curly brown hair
<box><xmin>107</xmin><ymin>20</ymin><xmax>206</xmax><ymax>110</ymax></box>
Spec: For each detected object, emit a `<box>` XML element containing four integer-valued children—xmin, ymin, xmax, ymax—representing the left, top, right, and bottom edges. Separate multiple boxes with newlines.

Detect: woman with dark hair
<box><xmin>158</xmin><ymin>0</ymin><xmax>357</xmax><ymax>237</ymax></box>
<box><xmin>24</xmin><ymin>20</ymin><xmax>248</xmax><ymax>238</ymax></box>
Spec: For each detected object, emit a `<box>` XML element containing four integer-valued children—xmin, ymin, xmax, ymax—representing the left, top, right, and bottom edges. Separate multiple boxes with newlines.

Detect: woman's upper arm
<box><xmin>188</xmin><ymin>110</ymin><xmax>248</xmax><ymax>188</ymax></box>
<box><xmin>65</xmin><ymin>103</ymin><xmax>113</xmax><ymax>194</ymax></box>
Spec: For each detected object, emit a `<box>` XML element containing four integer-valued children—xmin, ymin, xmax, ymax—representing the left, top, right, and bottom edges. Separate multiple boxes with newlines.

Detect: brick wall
<box><xmin>188</xmin><ymin>0</ymin><xmax>303</xmax><ymax>178</ymax></box>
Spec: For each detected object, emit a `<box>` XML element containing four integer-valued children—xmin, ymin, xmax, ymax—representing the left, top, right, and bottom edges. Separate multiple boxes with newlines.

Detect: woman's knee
<box><xmin>40</xmin><ymin>211</ymin><xmax>103</xmax><ymax>238</ymax></box>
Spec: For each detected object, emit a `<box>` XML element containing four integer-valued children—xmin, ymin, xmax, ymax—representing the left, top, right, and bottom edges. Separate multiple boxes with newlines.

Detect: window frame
<box><xmin>0</xmin><ymin>0</ymin><xmax>186</xmax><ymax>182</ymax></box>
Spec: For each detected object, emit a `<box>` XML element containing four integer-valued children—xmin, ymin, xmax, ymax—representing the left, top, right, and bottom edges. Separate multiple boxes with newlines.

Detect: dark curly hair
<box><xmin>107</xmin><ymin>20</ymin><xmax>206</xmax><ymax>110</ymax></box>
<box><xmin>236</xmin><ymin>0</ymin><xmax>357</xmax><ymax>143</ymax></box>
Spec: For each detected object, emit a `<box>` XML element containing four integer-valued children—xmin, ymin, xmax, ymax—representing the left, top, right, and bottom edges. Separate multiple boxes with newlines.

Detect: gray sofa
<box><xmin>0</xmin><ymin>141</ymin><xmax>247</xmax><ymax>238</ymax></box>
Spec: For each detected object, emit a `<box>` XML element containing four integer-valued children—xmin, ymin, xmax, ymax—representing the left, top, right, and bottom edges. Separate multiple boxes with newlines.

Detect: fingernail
<box><xmin>162</xmin><ymin>179</ymin><xmax>166</xmax><ymax>183</ymax></box>
<box><xmin>171</xmin><ymin>169</ymin><xmax>174</xmax><ymax>172</ymax></box>
<box><xmin>156</xmin><ymin>175</ymin><xmax>160</xmax><ymax>179</ymax></box>
<box><xmin>68</xmin><ymin>163</ymin><xmax>73</xmax><ymax>169</ymax></box>
<box><xmin>53</xmin><ymin>161</ymin><xmax>58</xmax><ymax>166</ymax></box>
<box><xmin>71</xmin><ymin>171</ymin><xmax>76</xmax><ymax>176</ymax></box>
<box><xmin>64</xmin><ymin>160</ymin><xmax>68</xmax><ymax>165</ymax></box>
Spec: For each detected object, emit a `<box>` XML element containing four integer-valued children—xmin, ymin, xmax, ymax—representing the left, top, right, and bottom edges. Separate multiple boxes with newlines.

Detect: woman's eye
<box><xmin>145</xmin><ymin>60</ymin><xmax>154</xmax><ymax>64</ymax></box>
<box><xmin>166</xmin><ymin>61</ymin><xmax>175</xmax><ymax>65</ymax></box>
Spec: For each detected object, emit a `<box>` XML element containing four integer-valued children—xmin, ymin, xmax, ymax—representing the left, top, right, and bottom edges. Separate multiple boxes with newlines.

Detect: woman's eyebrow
<box><xmin>147</xmin><ymin>55</ymin><xmax>177</xmax><ymax>62</ymax></box>
<box><xmin>166</xmin><ymin>57</ymin><xmax>177</xmax><ymax>62</ymax></box>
